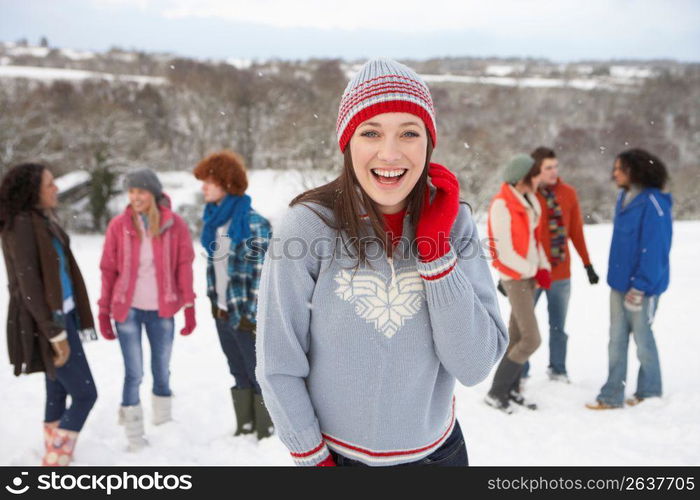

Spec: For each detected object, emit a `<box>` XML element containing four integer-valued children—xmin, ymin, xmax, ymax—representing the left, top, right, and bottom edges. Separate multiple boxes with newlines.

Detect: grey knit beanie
<box><xmin>337</xmin><ymin>57</ymin><xmax>436</xmax><ymax>152</ymax></box>
<box><xmin>124</xmin><ymin>168</ymin><xmax>163</xmax><ymax>199</ymax></box>
<box><xmin>503</xmin><ymin>154</ymin><xmax>535</xmax><ymax>184</ymax></box>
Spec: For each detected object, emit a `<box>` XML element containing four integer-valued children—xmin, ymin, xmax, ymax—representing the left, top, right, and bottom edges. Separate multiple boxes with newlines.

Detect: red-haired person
<box><xmin>193</xmin><ymin>151</ymin><xmax>274</xmax><ymax>440</ymax></box>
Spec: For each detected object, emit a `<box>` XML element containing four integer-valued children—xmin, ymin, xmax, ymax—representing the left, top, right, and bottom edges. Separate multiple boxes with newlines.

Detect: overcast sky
<box><xmin>1</xmin><ymin>0</ymin><xmax>698</xmax><ymax>62</ymax></box>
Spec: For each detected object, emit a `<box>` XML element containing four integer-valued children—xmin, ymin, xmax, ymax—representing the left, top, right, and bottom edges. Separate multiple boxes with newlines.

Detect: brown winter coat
<box><xmin>1</xmin><ymin>210</ymin><xmax>95</xmax><ymax>380</ymax></box>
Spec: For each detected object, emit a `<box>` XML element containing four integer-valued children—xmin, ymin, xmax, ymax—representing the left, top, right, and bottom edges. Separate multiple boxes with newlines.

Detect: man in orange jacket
<box><xmin>523</xmin><ymin>147</ymin><xmax>600</xmax><ymax>383</ymax></box>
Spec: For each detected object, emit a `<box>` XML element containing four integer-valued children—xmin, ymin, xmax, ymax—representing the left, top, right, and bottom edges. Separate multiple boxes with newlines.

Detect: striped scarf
<box><xmin>541</xmin><ymin>186</ymin><xmax>566</xmax><ymax>265</ymax></box>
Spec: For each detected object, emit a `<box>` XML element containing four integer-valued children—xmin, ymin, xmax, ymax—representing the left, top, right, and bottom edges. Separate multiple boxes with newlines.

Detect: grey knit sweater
<box><xmin>255</xmin><ymin>201</ymin><xmax>508</xmax><ymax>466</ymax></box>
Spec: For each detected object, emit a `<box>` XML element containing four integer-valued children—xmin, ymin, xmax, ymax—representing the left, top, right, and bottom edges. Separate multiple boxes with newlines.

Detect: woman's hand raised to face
<box><xmin>416</xmin><ymin>163</ymin><xmax>460</xmax><ymax>263</ymax></box>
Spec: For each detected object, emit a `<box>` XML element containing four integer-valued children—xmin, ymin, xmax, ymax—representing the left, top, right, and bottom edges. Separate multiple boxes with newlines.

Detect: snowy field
<box><xmin>1</xmin><ymin>169</ymin><xmax>698</xmax><ymax>466</ymax></box>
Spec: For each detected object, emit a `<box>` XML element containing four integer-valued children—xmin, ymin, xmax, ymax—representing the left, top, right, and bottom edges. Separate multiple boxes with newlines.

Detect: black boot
<box><xmin>230</xmin><ymin>387</ymin><xmax>255</xmax><ymax>436</ymax></box>
<box><xmin>253</xmin><ymin>393</ymin><xmax>274</xmax><ymax>440</ymax></box>
<box><xmin>485</xmin><ymin>357</ymin><xmax>523</xmax><ymax>414</ymax></box>
<box><xmin>508</xmin><ymin>368</ymin><xmax>537</xmax><ymax>410</ymax></box>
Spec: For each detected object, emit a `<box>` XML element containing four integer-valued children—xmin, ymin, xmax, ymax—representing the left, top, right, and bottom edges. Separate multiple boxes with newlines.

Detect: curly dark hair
<box><xmin>0</xmin><ymin>163</ymin><xmax>46</xmax><ymax>232</ymax></box>
<box><xmin>616</xmin><ymin>149</ymin><xmax>669</xmax><ymax>189</ymax></box>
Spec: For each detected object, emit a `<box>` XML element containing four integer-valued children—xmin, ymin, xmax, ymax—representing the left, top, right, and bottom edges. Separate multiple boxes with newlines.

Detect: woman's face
<box><xmin>38</xmin><ymin>168</ymin><xmax>59</xmax><ymax>209</ymax></box>
<box><xmin>349</xmin><ymin>112</ymin><xmax>427</xmax><ymax>214</ymax></box>
<box><xmin>128</xmin><ymin>188</ymin><xmax>154</xmax><ymax>213</ymax></box>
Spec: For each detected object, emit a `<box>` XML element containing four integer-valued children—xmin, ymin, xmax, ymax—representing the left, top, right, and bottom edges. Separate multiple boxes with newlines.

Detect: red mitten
<box><xmin>316</xmin><ymin>455</ymin><xmax>337</xmax><ymax>467</ymax></box>
<box><xmin>415</xmin><ymin>163</ymin><xmax>460</xmax><ymax>262</ymax></box>
<box><xmin>535</xmin><ymin>269</ymin><xmax>552</xmax><ymax>290</ymax></box>
<box><xmin>180</xmin><ymin>306</ymin><xmax>196</xmax><ymax>336</ymax></box>
<box><xmin>98</xmin><ymin>312</ymin><xmax>116</xmax><ymax>340</ymax></box>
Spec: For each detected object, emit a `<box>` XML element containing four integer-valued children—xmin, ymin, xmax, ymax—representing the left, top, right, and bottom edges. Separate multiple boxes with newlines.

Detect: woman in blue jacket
<box><xmin>587</xmin><ymin>149</ymin><xmax>672</xmax><ymax>409</ymax></box>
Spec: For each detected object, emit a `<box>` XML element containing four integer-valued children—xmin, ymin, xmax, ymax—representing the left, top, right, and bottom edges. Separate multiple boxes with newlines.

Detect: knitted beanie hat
<box><xmin>503</xmin><ymin>154</ymin><xmax>536</xmax><ymax>184</ymax></box>
<box><xmin>124</xmin><ymin>168</ymin><xmax>163</xmax><ymax>199</ymax></box>
<box><xmin>336</xmin><ymin>57</ymin><xmax>437</xmax><ymax>152</ymax></box>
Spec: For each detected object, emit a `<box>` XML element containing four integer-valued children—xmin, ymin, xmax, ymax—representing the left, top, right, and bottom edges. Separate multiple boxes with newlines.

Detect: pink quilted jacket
<box><xmin>98</xmin><ymin>194</ymin><xmax>196</xmax><ymax>322</ymax></box>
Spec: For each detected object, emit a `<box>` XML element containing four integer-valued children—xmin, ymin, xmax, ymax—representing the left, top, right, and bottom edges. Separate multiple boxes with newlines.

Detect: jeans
<box><xmin>115</xmin><ymin>307</ymin><xmax>175</xmax><ymax>406</ymax></box>
<box><xmin>330</xmin><ymin>421</ymin><xmax>468</xmax><ymax>467</ymax></box>
<box><xmin>523</xmin><ymin>278</ymin><xmax>571</xmax><ymax>377</ymax></box>
<box><xmin>45</xmin><ymin>309</ymin><xmax>98</xmax><ymax>432</ymax></box>
<box><xmin>596</xmin><ymin>290</ymin><xmax>662</xmax><ymax>406</ymax></box>
<box><xmin>214</xmin><ymin>317</ymin><xmax>260</xmax><ymax>393</ymax></box>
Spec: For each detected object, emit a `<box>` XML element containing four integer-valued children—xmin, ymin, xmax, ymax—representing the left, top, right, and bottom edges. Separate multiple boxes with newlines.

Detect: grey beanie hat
<box><xmin>503</xmin><ymin>154</ymin><xmax>535</xmax><ymax>184</ymax></box>
<box><xmin>124</xmin><ymin>168</ymin><xmax>163</xmax><ymax>199</ymax></box>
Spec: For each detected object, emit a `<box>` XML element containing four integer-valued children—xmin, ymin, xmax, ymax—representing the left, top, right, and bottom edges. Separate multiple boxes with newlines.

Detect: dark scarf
<box><xmin>201</xmin><ymin>194</ymin><xmax>251</xmax><ymax>257</ymax></box>
<box><xmin>540</xmin><ymin>185</ymin><xmax>566</xmax><ymax>265</ymax></box>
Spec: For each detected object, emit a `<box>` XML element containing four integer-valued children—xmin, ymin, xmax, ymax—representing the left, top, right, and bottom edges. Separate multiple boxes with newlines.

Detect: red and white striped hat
<box><xmin>336</xmin><ymin>57</ymin><xmax>437</xmax><ymax>152</ymax></box>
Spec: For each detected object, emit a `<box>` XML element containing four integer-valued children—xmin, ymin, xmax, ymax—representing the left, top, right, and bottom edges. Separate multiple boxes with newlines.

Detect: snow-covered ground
<box><xmin>0</xmin><ymin>46</ymin><xmax>652</xmax><ymax>92</ymax></box>
<box><xmin>54</xmin><ymin>170</ymin><xmax>90</xmax><ymax>193</ymax></box>
<box><xmin>1</xmin><ymin>169</ymin><xmax>698</xmax><ymax>466</ymax></box>
<box><xmin>419</xmin><ymin>73</ymin><xmax>644</xmax><ymax>91</ymax></box>
<box><xmin>0</xmin><ymin>65</ymin><xmax>168</xmax><ymax>86</ymax></box>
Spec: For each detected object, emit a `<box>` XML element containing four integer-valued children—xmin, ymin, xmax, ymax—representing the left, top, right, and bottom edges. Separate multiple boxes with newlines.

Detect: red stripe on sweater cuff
<box><xmin>420</xmin><ymin>261</ymin><xmax>457</xmax><ymax>281</ymax></box>
<box><xmin>289</xmin><ymin>440</ymin><xmax>326</xmax><ymax>458</ymax></box>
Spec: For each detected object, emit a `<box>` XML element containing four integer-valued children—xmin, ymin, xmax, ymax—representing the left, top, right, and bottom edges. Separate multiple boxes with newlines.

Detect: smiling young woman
<box><xmin>98</xmin><ymin>168</ymin><xmax>196</xmax><ymax>452</ymax></box>
<box><xmin>349</xmin><ymin>113</ymin><xmax>428</xmax><ymax>214</ymax></box>
<box><xmin>1</xmin><ymin>163</ymin><xmax>98</xmax><ymax>466</ymax></box>
<box><xmin>255</xmin><ymin>58</ymin><xmax>508</xmax><ymax>467</ymax></box>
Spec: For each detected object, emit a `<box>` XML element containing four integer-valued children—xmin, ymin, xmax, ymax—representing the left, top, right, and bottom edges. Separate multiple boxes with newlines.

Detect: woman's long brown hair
<box><xmin>290</xmin><ymin>137</ymin><xmax>434</xmax><ymax>269</ymax></box>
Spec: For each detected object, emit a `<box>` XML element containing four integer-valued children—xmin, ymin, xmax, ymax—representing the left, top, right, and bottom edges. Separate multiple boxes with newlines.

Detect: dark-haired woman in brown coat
<box><xmin>1</xmin><ymin>163</ymin><xmax>97</xmax><ymax>466</ymax></box>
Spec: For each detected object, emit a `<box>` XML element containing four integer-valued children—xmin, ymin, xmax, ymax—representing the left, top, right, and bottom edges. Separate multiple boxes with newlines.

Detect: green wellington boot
<box><xmin>230</xmin><ymin>387</ymin><xmax>255</xmax><ymax>436</ymax></box>
<box><xmin>253</xmin><ymin>393</ymin><xmax>274</xmax><ymax>440</ymax></box>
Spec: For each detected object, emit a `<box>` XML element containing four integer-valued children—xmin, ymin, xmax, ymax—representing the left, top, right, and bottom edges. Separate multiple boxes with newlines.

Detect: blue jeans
<box><xmin>115</xmin><ymin>308</ymin><xmax>175</xmax><ymax>406</ymax></box>
<box><xmin>330</xmin><ymin>421</ymin><xmax>468</xmax><ymax>467</ymax></box>
<box><xmin>597</xmin><ymin>290</ymin><xmax>662</xmax><ymax>406</ymax></box>
<box><xmin>45</xmin><ymin>309</ymin><xmax>98</xmax><ymax>432</ymax></box>
<box><xmin>214</xmin><ymin>317</ymin><xmax>260</xmax><ymax>393</ymax></box>
<box><xmin>522</xmin><ymin>278</ymin><xmax>571</xmax><ymax>377</ymax></box>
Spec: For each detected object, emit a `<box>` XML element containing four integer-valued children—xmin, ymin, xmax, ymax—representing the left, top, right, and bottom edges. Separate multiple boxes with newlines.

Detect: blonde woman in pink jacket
<box><xmin>98</xmin><ymin>168</ymin><xmax>196</xmax><ymax>451</ymax></box>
